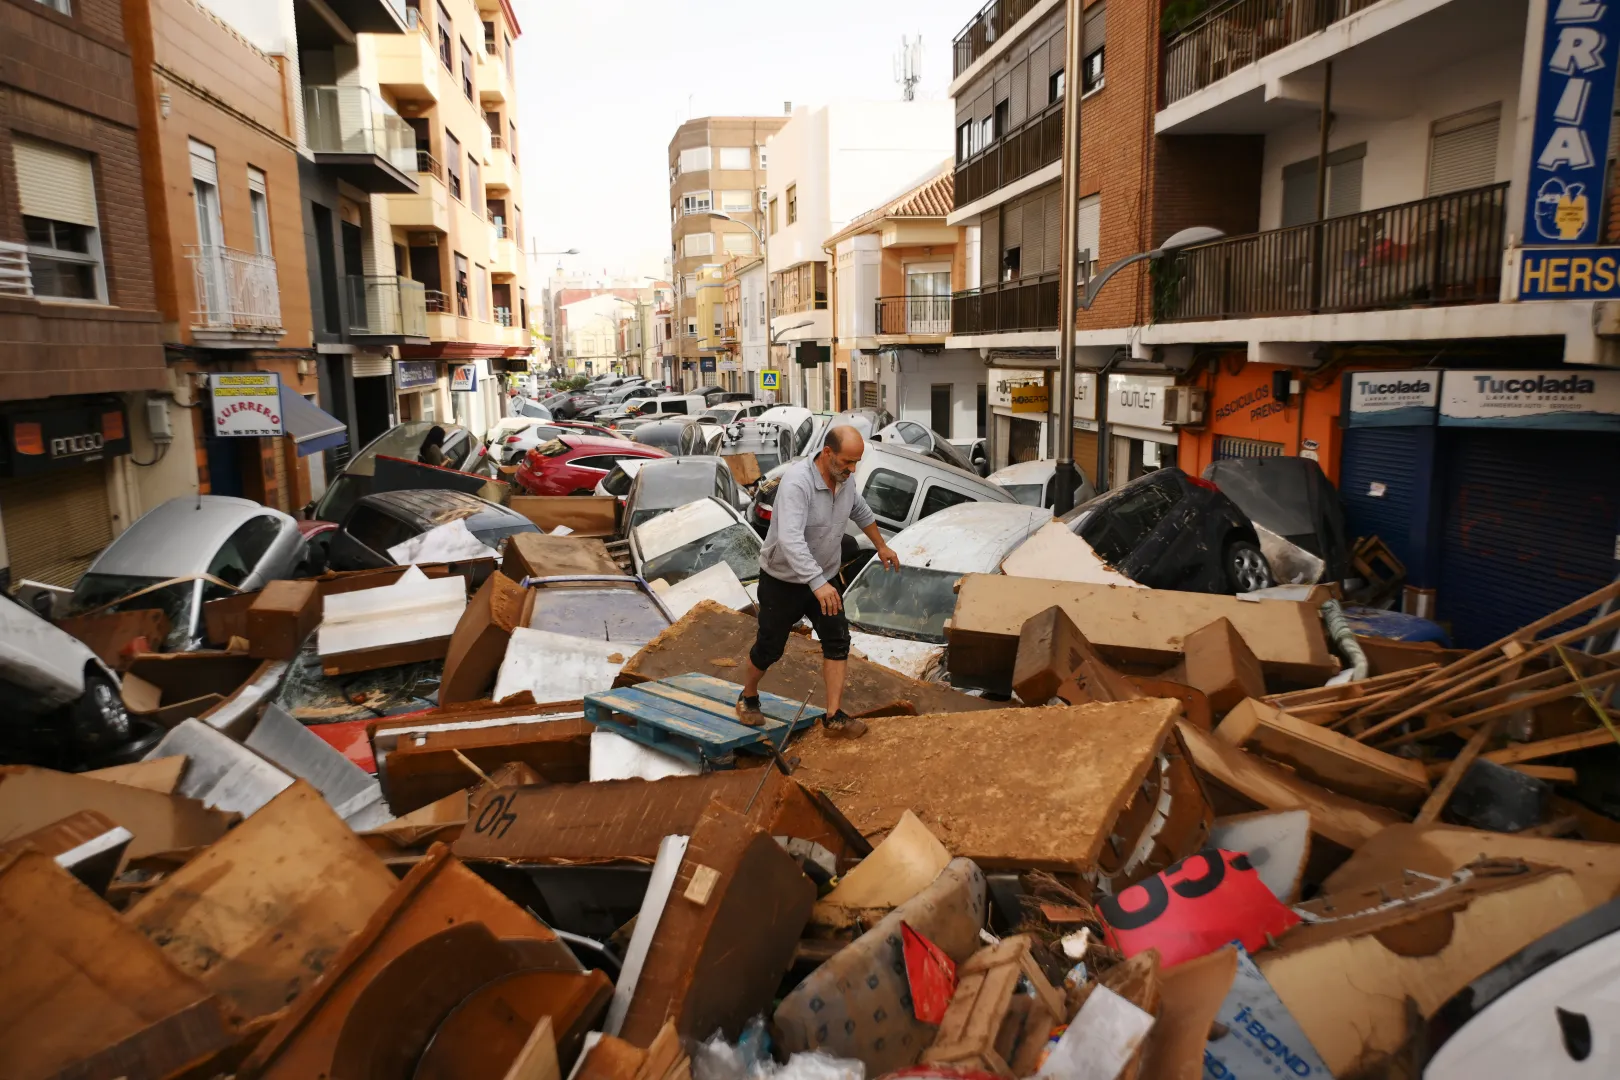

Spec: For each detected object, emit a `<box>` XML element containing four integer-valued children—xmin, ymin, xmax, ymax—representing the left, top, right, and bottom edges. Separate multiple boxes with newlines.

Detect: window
<box><xmin>1077</xmin><ymin>194</ymin><xmax>1100</xmax><ymax>278</ymax></box>
<box><xmin>718</xmin><ymin>146</ymin><xmax>751</xmax><ymax>170</ymax></box>
<box><xmin>436</xmin><ymin>1</ymin><xmax>453</xmax><ymax>68</ymax></box>
<box><xmin>978</xmin><ymin>117</ymin><xmax>993</xmax><ymax>150</ymax></box>
<box><xmin>683</xmin><ymin>232</ymin><xmax>714</xmax><ymax>258</ymax></box>
<box><xmin>13</xmin><ymin>137</ymin><xmax>105</xmax><ymax>301</ymax></box>
<box><xmin>957</xmin><ymin>121</ymin><xmax>973</xmax><ymax>163</ymax></box>
<box><xmin>681</xmin><ymin>190</ymin><xmax>713</xmax><ymax>215</ymax></box>
<box><xmin>862</xmin><ymin>469</ymin><xmax>918</xmax><ymax>525</ymax></box>
<box><xmin>686</xmin><ymin>317</ymin><xmax>698</xmax><ymax>336</ymax></box>
<box><xmin>994</xmin><ymin>99</ymin><xmax>1009</xmax><ymax>139</ymax></box>
<box><xmin>1001</xmin><ymin>245</ymin><xmax>1021</xmax><ymax>282</ymax></box>
<box><xmin>919</xmin><ymin>484</ymin><xmax>973</xmax><ymax>521</ymax></box>
<box><xmin>509</xmin><ymin>120</ymin><xmax>518</xmax><ymax>162</ymax></box>
<box><xmin>189</xmin><ymin>139</ymin><xmax>222</xmax><ymax>247</ymax></box>
<box><xmin>504</xmin><ymin>34</ymin><xmax>514</xmax><ymax>80</ymax></box>
<box><xmin>445</xmin><ymin>131</ymin><xmax>462</xmax><ymax>199</ymax></box>
<box><xmin>720</xmin><ymin>189</ymin><xmax>752</xmax><ymax>212</ymax></box>
<box><xmin>460</xmin><ymin>39</ymin><xmax>474</xmax><ymax>99</ymax></box>
<box><xmin>482</xmin><ymin>19</ymin><xmax>496</xmax><ymax>52</ymax></box>
<box><xmin>721</xmin><ymin>232</ymin><xmax>754</xmax><ymax>255</ymax></box>
<box><xmin>786</xmin><ymin>184</ymin><xmax>797</xmax><ymax>225</ymax></box>
<box><xmin>1049</xmin><ymin>69</ymin><xmax>1065</xmax><ymax>103</ymax></box>
<box><xmin>247</xmin><ymin>167</ymin><xmax>271</xmax><ymax>256</ymax></box>
<box><xmin>758</xmin><ymin>186</ymin><xmax>767</xmax><ymax>211</ymax></box>
<box><xmin>682</xmin><ymin>274</ymin><xmax>695</xmax><ymax>297</ymax></box>
<box><xmin>454</xmin><ymin>251</ymin><xmax>469</xmax><ymax>316</ymax></box>
<box><xmin>679</xmin><ymin>146</ymin><xmax>712</xmax><ymax>174</ymax></box>
<box><xmin>467</xmin><ymin>154</ymin><xmax>481</xmax><ymax>216</ymax></box>
<box><xmin>768</xmin><ymin>198</ymin><xmax>779</xmax><ymax>234</ymax></box>
<box><xmin>1281</xmin><ymin>143</ymin><xmax>1366</xmax><ymax>226</ymax></box>
<box><xmin>757</xmin><ymin>145</ymin><xmax>768</xmax><ymax>170</ymax></box>
<box><xmin>712</xmin><ymin>311</ymin><xmax>724</xmax><ymax>337</ymax></box>
<box><xmin>1082</xmin><ymin>2</ymin><xmax>1106</xmax><ymax>93</ymax></box>
<box><xmin>513</xmin><ymin>205</ymin><xmax>522</xmax><ymax>247</ymax></box>
<box><xmin>475</xmin><ymin>263</ymin><xmax>488</xmax><ymax>320</ymax></box>
<box><xmin>1428</xmin><ymin>103</ymin><xmax>1501</xmax><ymax>196</ymax></box>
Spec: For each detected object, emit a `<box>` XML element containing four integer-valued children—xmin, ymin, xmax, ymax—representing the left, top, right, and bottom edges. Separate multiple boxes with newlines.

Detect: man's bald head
<box><xmin>820</xmin><ymin>424</ymin><xmax>865</xmax><ymax>483</ymax></box>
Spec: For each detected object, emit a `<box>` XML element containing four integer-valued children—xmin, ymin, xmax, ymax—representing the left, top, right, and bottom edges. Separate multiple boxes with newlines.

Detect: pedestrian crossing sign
<box><xmin>760</xmin><ymin>369</ymin><xmax>781</xmax><ymax>391</ymax></box>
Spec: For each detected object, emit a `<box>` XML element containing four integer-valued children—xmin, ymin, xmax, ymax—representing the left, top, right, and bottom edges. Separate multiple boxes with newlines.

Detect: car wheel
<box><xmin>72</xmin><ymin>674</ymin><xmax>134</xmax><ymax>758</ymax></box>
<box><xmin>1225</xmin><ymin>540</ymin><xmax>1274</xmax><ymax>594</ymax></box>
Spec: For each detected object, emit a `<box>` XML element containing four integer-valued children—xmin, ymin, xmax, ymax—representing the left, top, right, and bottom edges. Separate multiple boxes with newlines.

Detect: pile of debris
<box><xmin>3</xmin><ymin>536</ymin><xmax>1617</xmax><ymax>1080</ymax></box>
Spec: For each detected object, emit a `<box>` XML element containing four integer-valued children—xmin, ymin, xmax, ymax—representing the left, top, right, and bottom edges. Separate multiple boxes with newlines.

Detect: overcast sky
<box><xmin>514</xmin><ymin>0</ymin><xmax>967</xmax><ymax>280</ymax></box>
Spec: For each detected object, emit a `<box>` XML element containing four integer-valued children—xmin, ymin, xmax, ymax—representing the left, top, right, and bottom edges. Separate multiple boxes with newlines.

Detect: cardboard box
<box><xmin>721</xmin><ymin>453</ymin><xmax>761</xmax><ymax>487</ymax></box>
<box><xmin>440</xmin><ymin>571</ymin><xmax>532</xmax><ymax>704</ymax></box>
<box><xmin>1183</xmin><ymin>616</ymin><xmax>1266</xmax><ymax>716</ymax></box>
<box><xmin>381</xmin><ymin>718</ymin><xmax>593</xmax><ymax>815</ymax></box>
<box><xmin>246</xmin><ymin>579</ymin><xmax>320</xmax><ymax>660</ymax></box>
<box><xmin>509</xmin><ymin>496</ymin><xmax>619</xmax><ymax>537</ymax></box>
<box><xmin>503</xmin><ymin>534</ymin><xmax>623</xmax><ymax>581</ymax></box>
<box><xmin>0</xmin><ymin>765</ymin><xmax>231</xmax><ymax>860</ymax></box>
<box><xmin>54</xmin><ymin>608</ymin><xmax>171</xmax><ymax>670</ymax></box>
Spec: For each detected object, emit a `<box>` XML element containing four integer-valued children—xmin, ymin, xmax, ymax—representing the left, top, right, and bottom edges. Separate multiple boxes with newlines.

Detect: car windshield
<box><xmin>311</xmin><ymin>422</ymin><xmax>465</xmax><ymax>523</ymax></box>
<box><xmin>844</xmin><ymin>565</ymin><xmax>962</xmax><ymax>644</ymax></box>
<box><xmin>70</xmin><ymin>573</ymin><xmax>213</xmax><ymax>651</ymax></box>
<box><xmin>700</xmin><ymin>408</ymin><xmax>739</xmax><ymax>423</ymax></box>
<box><xmin>1001</xmin><ymin>483</ymin><xmax>1046</xmax><ymax>507</ymax></box>
<box><xmin>640</xmin><ymin>523</ymin><xmax>761</xmax><ymax>586</ymax></box>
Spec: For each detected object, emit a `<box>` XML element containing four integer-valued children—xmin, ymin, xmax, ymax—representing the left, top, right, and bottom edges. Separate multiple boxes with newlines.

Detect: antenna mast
<box><xmin>894</xmin><ymin>36</ymin><xmax>922</xmax><ymax>101</ymax></box>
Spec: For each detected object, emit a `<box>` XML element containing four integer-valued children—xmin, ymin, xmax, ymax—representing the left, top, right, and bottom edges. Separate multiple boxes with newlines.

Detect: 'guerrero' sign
<box><xmin>1346</xmin><ymin>370</ymin><xmax>1439</xmax><ymax>427</ymax></box>
<box><xmin>1524</xmin><ymin>0</ymin><xmax>1620</xmax><ymax>245</ymax></box>
<box><xmin>211</xmin><ymin>373</ymin><xmax>283</xmax><ymax>438</ymax></box>
<box><xmin>1440</xmin><ymin>368</ymin><xmax>1620</xmax><ymax>431</ymax></box>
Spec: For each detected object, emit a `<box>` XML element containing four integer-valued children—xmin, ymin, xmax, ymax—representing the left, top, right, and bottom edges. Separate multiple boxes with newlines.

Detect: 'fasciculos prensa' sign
<box><xmin>1440</xmin><ymin>369</ymin><xmax>1620</xmax><ymax>431</ymax></box>
<box><xmin>211</xmin><ymin>373</ymin><xmax>284</xmax><ymax>437</ymax></box>
<box><xmin>1524</xmin><ymin>0</ymin><xmax>1620</xmax><ymax>246</ymax></box>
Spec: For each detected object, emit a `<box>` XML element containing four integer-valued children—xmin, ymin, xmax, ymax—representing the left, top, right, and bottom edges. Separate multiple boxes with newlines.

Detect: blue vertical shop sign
<box><xmin>1524</xmin><ymin>0</ymin><xmax>1620</xmax><ymax>245</ymax></box>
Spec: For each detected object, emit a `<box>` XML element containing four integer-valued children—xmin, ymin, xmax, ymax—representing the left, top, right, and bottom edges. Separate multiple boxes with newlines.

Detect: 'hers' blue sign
<box><xmin>1526</xmin><ymin>0</ymin><xmax>1620</xmax><ymax>245</ymax></box>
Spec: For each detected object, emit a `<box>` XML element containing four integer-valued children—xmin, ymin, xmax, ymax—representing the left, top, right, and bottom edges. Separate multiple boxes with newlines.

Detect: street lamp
<box><xmin>528</xmin><ymin>246</ymin><xmax>580</xmax><ymax>257</ymax></box>
<box><xmin>1049</xmin><ymin>225</ymin><xmax>1225</xmax><ymax>513</ymax></box>
<box><xmin>706</xmin><ymin>211</ymin><xmax>775</xmax><ymax>399</ymax></box>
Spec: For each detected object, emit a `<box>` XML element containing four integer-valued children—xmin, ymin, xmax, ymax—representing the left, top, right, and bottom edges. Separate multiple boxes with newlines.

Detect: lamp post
<box><xmin>1048</xmin><ymin>220</ymin><xmax>1226</xmax><ymax>513</ymax></box>
<box><xmin>706</xmin><ymin>211</ymin><xmax>776</xmax><ymax>400</ymax></box>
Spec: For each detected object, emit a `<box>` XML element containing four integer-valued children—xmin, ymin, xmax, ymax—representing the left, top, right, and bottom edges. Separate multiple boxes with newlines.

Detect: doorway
<box><xmin>837</xmin><ymin>368</ymin><xmax>849</xmax><ymax>412</ymax></box>
<box><xmin>353</xmin><ymin>375</ymin><xmax>393</xmax><ymax>447</ymax></box>
<box><xmin>930</xmin><ymin>384</ymin><xmax>952</xmax><ymax>438</ymax></box>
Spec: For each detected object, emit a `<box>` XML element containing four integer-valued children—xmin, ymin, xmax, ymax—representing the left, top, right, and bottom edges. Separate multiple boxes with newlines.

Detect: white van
<box><xmin>626</xmin><ymin>394</ymin><xmax>706</xmax><ymax>417</ymax></box>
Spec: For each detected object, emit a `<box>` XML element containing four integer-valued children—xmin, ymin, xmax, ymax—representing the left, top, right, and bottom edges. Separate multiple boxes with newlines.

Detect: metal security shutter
<box><xmin>13</xmin><ymin>137</ymin><xmax>98</xmax><ymax>227</ymax></box>
<box><xmin>1437</xmin><ymin>429</ymin><xmax>1620</xmax><ymax>648</ymax></box>
<box><xmin>1339</xmin><ymin>426</ymin><xmax>1423</xmax><ymax>573</ymax></box>
<box><xmin>1071</xmin><ymin>428</ymin><xmax>1099</xmax><ymax>486</ymax></box>
<box><xmin>1427</xmin><ymin>104</ymin><xmax>1500</xmax><ymax>196</ymax></box>
<box><xmin>353</xmin><ymin>354</ymin><xmax>392</xmax><ymax>377</ymax></box>
<box><xmin>1214</xmin><ymin>435</ymin><xmax>1285</xmax><ymax>460</ymax></box>
<box><xmin>0</xmin><ymin>464</ymin><xmax>113</xmax><ymax>588</ymax></box>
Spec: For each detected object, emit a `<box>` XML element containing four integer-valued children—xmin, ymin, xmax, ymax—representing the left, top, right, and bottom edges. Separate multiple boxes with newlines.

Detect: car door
<box><xmin>715</xmin><ymin>465</ymin><xmax>744</xmax><ymax>511</ymax></box>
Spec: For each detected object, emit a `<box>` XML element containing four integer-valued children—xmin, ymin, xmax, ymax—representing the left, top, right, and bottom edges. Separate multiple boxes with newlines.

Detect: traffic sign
<box><xmin>760</xmin><ymin>369</ymin><xmax>781</xmax><ymax>391</ymax></box>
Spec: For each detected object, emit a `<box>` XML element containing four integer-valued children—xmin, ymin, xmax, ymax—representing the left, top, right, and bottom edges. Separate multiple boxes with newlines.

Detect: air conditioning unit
<box><xmin>1163</xmin><ymin>385</ymin><xmax>1208</xmax><ymax>426</ymax></box>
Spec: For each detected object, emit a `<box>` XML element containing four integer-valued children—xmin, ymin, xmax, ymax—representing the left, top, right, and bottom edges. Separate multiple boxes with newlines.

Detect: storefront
<box><xmin>985</xmin><ymin>368</ymin><xmax>1100</xmax><ymax>477</ymax></box>
<box><xmin>1338</xmin><ymin>367</ymin><xmax>1620</xmax><ymax>646</ymax></box>
<box><xmin>395</xmin><ymin>360</ymin><xmax>445</xmax><ymax>424</ymax></box>
<box><xmin>1176</xmin><ymin>355</ymin><xmax>1348</xmax><ymax>482</ymax></box>
<box><xmin>1105</xmin><ymin>373</ymin><xmax>1178</xmax><ymax>489</ymax></box>
<box><xmin>0</xmin><ymin>397</ymin><xmax>131</xmax><ymax>588</ymax></box>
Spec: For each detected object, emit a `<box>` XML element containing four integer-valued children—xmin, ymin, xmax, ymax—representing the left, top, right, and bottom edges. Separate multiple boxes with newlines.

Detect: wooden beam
<box><xmin>1413</xmin><ymin>719</ymin><xmax>1499</xmax><ymax>826</ymax></box>
<box><xmin>1378</xmin><ymin>665</ymin><xmax>1620</xmax><ymax>749</ymax></box>
<box><xmin>1482</xmin><ymin>728</ymin><xmax>1617</xmax><ymax>766</ymax></box>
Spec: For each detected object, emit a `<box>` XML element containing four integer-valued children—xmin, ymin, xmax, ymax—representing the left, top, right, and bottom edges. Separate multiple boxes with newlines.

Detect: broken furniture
<box><xmin>583</xmin><ymin>673</ymin><xmax>824</xmax><ymax>768</ymax></box>
<box><xmin>318</xmin><ymin>566</ymin><xmax>467</xmax><ymax>676</ymax></box>
<box><xmin>921</xmin><ymin>934</ymin><xmax>1065</xmax><ymax>1077</ymax></box>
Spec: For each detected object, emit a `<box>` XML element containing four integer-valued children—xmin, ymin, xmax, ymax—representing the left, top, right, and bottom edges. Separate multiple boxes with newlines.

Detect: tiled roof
<box><xmin>831</xmin><ymin>159</ymin><xmax>955</xmax><ymax>243</ymax></box>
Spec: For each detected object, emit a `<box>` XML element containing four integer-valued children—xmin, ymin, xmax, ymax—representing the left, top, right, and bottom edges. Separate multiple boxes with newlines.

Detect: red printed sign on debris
<box><xmin>901</xmin><ymin>921</ymin><xmax>957</xmax><ymax>1024</ymax></box>
<box><xmin>1097</xmin><ymin>848</ymin><xmax>1300</xmax><ymax>968</ymax></box>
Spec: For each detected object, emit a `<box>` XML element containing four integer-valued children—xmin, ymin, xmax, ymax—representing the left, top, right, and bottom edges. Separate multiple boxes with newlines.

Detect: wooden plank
<box><xmin>503</xmin><ymin>1017</ymin><xmax>560</xmax><ymax>1080</ymax></box>
<box><xmin>1322</xmin><ymin>822</ymin><xmax>1620</xmax><ymax>901</ymax></box>
<box><xmin>1214</xmin><ymin>699</ymin><xmax>1431</xmax><ymax>810</ymax></box>
<box><xmin>83</xmin><ymin>755</ymin><xmax>188</xmax><ymax>795</ymax></box>
<box><xmin>1178</xmin><ymin>720</ymin><xmax>1403</xmax><ymax>852</ymax></box>
<box><xmin>1422</xmin><ymin>761</ymin><xmax>1578</xmax><ymax>784</ymax></box>
<box><xmin>793</xmin><ymin>700</ymin><xmax>1181</xmax><ymax>871</ymax></box>
<box><xmin>1182</xmin><ymin>617</ymin><xmax>1267</xmax><ymax>717</ymax></box>
<box><xmin>1482</xmin><ymin>727</ymin><xmax>1616</xmax><ymax>766</ymax></box>
<box><xmin>1265</xmin><ymin>666</ymin><xmax>1436</xmax><ymax>709</ymax></box>
<box><xmin>1377</xmin><ymin>665</ymin><xmax>1620</xmax><ymax>749</ymax></box>
<box><xmin>1012</xmin><ymin>604</ymin><xmax>1140</xmax><ymax>706</ymax></box>
<box><xmin>0</xmin><ymin>765</ymin><xmax>230</xmax><ymax>860</ymax></box>
<box><xmin>126</xmin><ymin>781</ymin><xmax>399</xmax><ymax>1024</ymax></box>
<box><xmin>1413</xmin><ymin>718</ymin><xmax>1500</xmax><ymax>826</ymax></box>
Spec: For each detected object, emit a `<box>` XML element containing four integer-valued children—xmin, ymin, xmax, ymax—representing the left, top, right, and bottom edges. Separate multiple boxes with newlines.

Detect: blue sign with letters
<box><xmin>1525</xmin><ymin>0</ymin><xmax>1620</xmax><ymax>245</ymax></box>
<box><xmin>1520</xmin><ymin>245</ymin><xmax>1620</xmax><ymax>298</ymax></box>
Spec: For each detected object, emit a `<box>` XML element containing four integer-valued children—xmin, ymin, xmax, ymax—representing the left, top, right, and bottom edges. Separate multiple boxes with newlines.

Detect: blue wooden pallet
<box><xmin>583</xmin><ymin>672</ymin><xmax>825</xmax><ymax>768</ymax></box>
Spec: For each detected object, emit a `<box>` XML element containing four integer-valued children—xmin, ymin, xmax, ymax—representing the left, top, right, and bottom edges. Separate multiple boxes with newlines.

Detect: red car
<box><xmin>514</xmin><ymin>435</ymin><xmax>669</xmax><ymax>496</ymax></box>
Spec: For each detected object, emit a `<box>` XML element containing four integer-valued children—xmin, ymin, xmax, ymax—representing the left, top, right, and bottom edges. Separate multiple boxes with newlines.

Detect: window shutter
<box><xmin>1327</xmin><ymin>156</ymin><xmax>1363</xmax><ymax>218</ymax></box>
<box><xmin>188</xmin><ymin>139</ymin><xmax>218</xmax><ymax>185</ymax></box>
<box><xmin>1281</xmin><ymin>162</ymin><xmax>1318</xmax><ymax>227</ymax></box>
<box><xmin>1009</xmin><ymin>59</ymin><xmax>1029</xmax><ymax>127</ymax></box>
<box><xmin>981</xmin><ymin>213</ymin><xmax>1000</xmax><ymax>286</ymax></box>
<box><xmin>1084</xmin><ymin>2</ymin><xmax>1106</xmax><ymax>56</ymax></box>
<box><xmin>14</xmin><ymin>137</ymin><xmax>99</xmax><ymax>227</ymax></box>
<box><xmin>1076</xmin><ymin>194</ymin><xmax>1101</xmax><ymax>267</ymax></box>
<box><xmin>247</xmin><ymin>165</ymin><xmax>267</xmax><ymax>194</ymax></box>
<box><xmin>1003</xmin><ymin>201</ymin><xmax>1024</xmax><ymax>253</ymax></box>
<box><xmin>1029</xmin><ymin>36</ymin><xmax>1051</xmax><ymax>108</ymax></box>
<box><xmin>1021</xmin><ymin>194</ymin><xmax>1045</xmax><ymax>273</ymax></box>
<box><xmin>1427</xmin><ymin>104</ymin><xmax>1501</xmax><ymax>196</ymax></box>
<box><xmin>1044</xmin><ymin>189</ymin><xmax>1061</xmax><ymax>272</ymax></box>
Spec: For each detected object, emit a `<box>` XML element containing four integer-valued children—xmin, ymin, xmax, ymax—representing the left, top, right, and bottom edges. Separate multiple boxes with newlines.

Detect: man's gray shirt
<box><xmin>759</xmin><ymin>457</ymin><xmax>876</xmax><ymax>590</ymax></box>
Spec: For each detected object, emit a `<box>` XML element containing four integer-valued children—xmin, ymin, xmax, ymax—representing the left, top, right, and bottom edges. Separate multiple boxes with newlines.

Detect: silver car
<box><xmin>68</xmin><ymin>496</ymin><xmax>308</xmax><ymax>650</ymax></box>
<box><xmin>985</xmin><ymin>458</ymin><xmax>1098</xmax><ymax>510</ymax></box>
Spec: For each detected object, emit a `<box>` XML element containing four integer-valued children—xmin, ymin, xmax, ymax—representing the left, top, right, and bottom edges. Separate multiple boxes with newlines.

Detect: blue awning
<box><xmin>280</xmin><ymin>387</ymin><xmax>348</xmax><ymax>457</ymax></box>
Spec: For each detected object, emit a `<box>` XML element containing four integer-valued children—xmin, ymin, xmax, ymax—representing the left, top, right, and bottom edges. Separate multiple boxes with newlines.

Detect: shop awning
<box><xmin>280</xmin><ymin>388</ymin><xmax>348</xmax><ymax>457</ymax></box>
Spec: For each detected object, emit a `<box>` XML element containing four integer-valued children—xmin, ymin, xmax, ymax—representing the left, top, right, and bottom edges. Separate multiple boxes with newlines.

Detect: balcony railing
<box><xmin>495</xmin><ymin>306</ymin><xmax>513</xmax><ymax>327</ymax></box>
<box><xmin>1154</xmin><ymin>182</ymin><xmax>1509</xmax><ymax>322</ymax></box>
<box><xmin>347</xmin><ymin>275</ymin><xmax>427</xmax><ymax>338</ymax></box>
<box><xmin>490</xmin><ymin>132</ymin><xmax>504</xmax><ymax>149</ymax></box>
<box><xmin>303</xmin><ymin>85</ymin><xmax>417</xmax><ymax>174</ymax></box>
<box><xmin>952</xmin><ymin>272</ymin><xmax>1062</xmax><ymax>335</ymax></box>
<box><xmin>425</xmin><ymin>289</ymin><xmax>450</xmax><ymax>313</ymax></box>
<box><xmin>877</xmin><ymin>295</ymin><xmax>952</xmax><ymax>336</ymax></box>
<box><xmin>405</xmin><ymin>5</ymin><xmax>431</xmax><ymax>37</ymax></box>
<box><xmin>953</xmin><ymin>0</ymin><xmax>1041</xmax><ymax>78</ymax></box>
<box><xmin>0</xmin><ymin>240</ymin><xmax>33</xmax><ymax>298</ymax></box>
<box><xmin>187</xmin><ymin>245</ymin><xmax>282</xmax><ymax>332</ymax></box>
<box><xmin>955</xmin><ymin>101</ymin><xmax>1064</xmax><ymax>207</ymax></box>
<box><xmin>1163</xmin><ymin>0</ymin><xmax>1383</xmax><ymax>107</ymax></box>
<box><xmin>416</xmin><ymin>150</ymin><xmax>443</xmax><ymax>180</ymax></box>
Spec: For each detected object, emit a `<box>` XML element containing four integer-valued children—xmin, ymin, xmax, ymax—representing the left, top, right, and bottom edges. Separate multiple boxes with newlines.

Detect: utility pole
<box><xmin>1052</xmin><ymin>0</ymin><xmax>1086</xmax><ymax>513</ymax></box>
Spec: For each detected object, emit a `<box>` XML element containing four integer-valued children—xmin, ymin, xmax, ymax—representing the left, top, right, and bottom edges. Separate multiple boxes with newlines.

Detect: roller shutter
<box><xmin>1043</xmin><ymin>190</ymin><xmax>1062</xmax><ymax>274</ymax></box>
<box><xmin>1436</xmin><ymin>429</ymin><xmax>1620</xmax><ymax>648</ymax></box>
<box><xmin>1427</xmin><ymin>104</ymin><xmax>1500</xmax><ymax>197</ymax></box>
<box><xmin>1339</xmin><ymin>426</ymin><xmax>1424</xmax><ymax>573</ymax></box>
<box><xmin>980</xmin><ymin>213</ymin><xmax>1000</xmax><ymax>287</ymax></box>
<box><xmin>13</xmin><ymin>137</ymin><xmax>99</xmax><ymax>227</ymax></box>
<box><xmin>0</xmin><ymin>463</ymin><xmax>114</xmax><ymax>588</ymax></box>
<box><xmin>1021</xmin><ymin>194</ymin><xmax>1045</xmax><ymax>275</ymax></box>
<box><xmin>1071</xmin><ymin>428</ymin><xmax>1100</xmax><ymax>487</ymax></box>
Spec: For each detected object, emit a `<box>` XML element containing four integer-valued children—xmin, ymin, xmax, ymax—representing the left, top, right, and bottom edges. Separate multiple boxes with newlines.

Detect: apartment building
<box><xmin>764</xmin><ymin>100</ymin><xmax>955</xmax><ymax>409</ymax></box>
<box><xmin>667</xmin><ymin>115</ymin><xmax>785</xmax><ymax>390</ymax></box>
<box><xmin>0</xmin><ymin>0</ymin><xmax>168</xmax><ymax>589</ymax></box>
<box><xmin>945</xmin><ymin>0</ymin><xmax>1620</xmax><ymax>646</ymax></box>
<box><xmin>719</xmin><ymin>254</ymin><xmax>767</xmax><ymax>394</ymax></box>
<box><xmin>825</xmin><ymin>161</ymin><xmax>985</xmax><ymax>439</ymax></box>
<box><xmin>365</xmin><ymin>0</ymin><xmax>531</xmax><ymax>440</ymax></box>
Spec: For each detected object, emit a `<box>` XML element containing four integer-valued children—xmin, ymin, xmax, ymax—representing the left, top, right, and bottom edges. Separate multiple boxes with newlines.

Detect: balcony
<box><xmin>953</xmin><ymin>0</ymin><xmax>1042</xmax><ymax>78</ymax></box>
<box><xmin>954</xmin><ymin>101</ymin><xmax>1063</xmax><ymax>209</ymax></box>
<box><xmin>0</xmin><ymin>240</ymin><xmax>33</xmax><ymax>298</ymax></box>
<box><xmin>489</xmin><ymin>225</ymin><xmax>517</xmax><ymax>273</ymax></box>
<box><xmin>876</xmin><ymin>295</ymin><xmax>952</xmax><ymax>339</ymax></box>
<box><xmin>390</xmin><ymin>167</ymin><xmax>450</xmax><ymax>233</ymax></box>
<box><xmin>187</xmin><ymin>245</ymin><xmax>283</xmax><ymax>342</ymax></box>
<box><xmin>303</xmin><ymin>86</ymin><xmax>419</xmax><ymax>194</ymax></box>
<box><xmin>375</xmin><ymin>17</ymin><xmax>439</xmax><ymax>101</ymax></box>
<box><xmin>952</xmin><ymin>272</ymin><xmax>1060</xmax><ymax>336</ymax></box>
<box><xmin>775</xmin><ymin>262</ymin><xmax>828</xmax><ymax>315</ymax></box>
<box><xmin>1163</xmin><ymin>0</ymin><xmax>1382</xmax><ymax>108</ymax></box>
<box><xmin>347</xmin><ymin>275</ymin><xmax>428</xmax><ymax>341</ymax></box>
<box><xmin>480</xmin><ymin>71</ymin><xmax>509</xmax><ymax>106</ymax></box>
<box><xmin>1154</xmin><ymin>183</ymin><xmax>1508</xmax><ymax>322</ymax></box>
<box><xmin>425</xmin><ymin>288</ymin><xmax>450</xmax><ymax>314</ymax></box>
<box><xmin>312</xmin><ymin>0</ymin><xmax>409</xmax><ymax>34</ymax></box>
<box><xmin>484</xmin><ymin>146</ymin><xmax>513</xmax><ymax>189</ymax></box>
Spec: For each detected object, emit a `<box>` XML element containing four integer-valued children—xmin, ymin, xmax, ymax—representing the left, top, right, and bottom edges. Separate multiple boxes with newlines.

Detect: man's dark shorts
<box><xmin>749</xmin><ymin>570</ymin><xmax>851</xmax><ymax>669</ymax></box>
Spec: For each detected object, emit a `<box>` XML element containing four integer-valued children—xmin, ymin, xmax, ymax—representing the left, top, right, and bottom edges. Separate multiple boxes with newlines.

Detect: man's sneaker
<box><xmin>823</xmin><ymin>711</ymin><xmax>868</xmax><ymax>739</ymax></box>
<box><xmin>735</xmin><ymin>694</ymin><xmax>766</xmax><ymax>727</ymax></box>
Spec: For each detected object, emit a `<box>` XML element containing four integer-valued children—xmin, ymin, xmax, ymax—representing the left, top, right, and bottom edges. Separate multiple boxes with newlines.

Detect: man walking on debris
<box><xmin>737</xmin><ymin>424</ymin><xmax>900</xmax><ymax>738</ymax></box>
